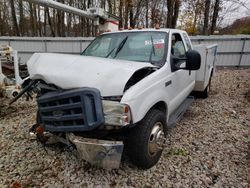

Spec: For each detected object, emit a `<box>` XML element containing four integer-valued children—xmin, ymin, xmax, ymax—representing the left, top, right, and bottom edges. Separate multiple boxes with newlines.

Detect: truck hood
<box><xmin>27</xmin><ymin>53</ymin><xmax>155</xmax><ymax>96</ymax></box>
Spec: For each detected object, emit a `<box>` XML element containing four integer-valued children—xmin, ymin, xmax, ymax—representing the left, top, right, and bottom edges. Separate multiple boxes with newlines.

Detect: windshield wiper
<box><xmin>105</xmin><ymin>47</ymin><xmax>116</xmax><ymax>58</ymax></box>
<box><xmin>113</xmin><ymin>36</ymin><xmax>128</xmax><ymax>58</ymax></box>
<box><xmin>149</xmin><ymin>35</ymin><xmax>156</xmax><ymax>63</ymax></box>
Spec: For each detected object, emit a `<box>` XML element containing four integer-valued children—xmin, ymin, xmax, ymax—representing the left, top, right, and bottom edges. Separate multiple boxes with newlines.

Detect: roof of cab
<box><xmin>102</xmin><ymin>28</ymin><xmax>186</xmax><ymax>35</ymax></box>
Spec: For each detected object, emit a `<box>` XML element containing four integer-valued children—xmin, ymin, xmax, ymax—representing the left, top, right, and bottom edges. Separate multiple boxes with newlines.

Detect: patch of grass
<box><xmin>167</xmin><ymin>147</ymin><xmax>189</xmax><ymax>156</ymax></box>
<box><xmin>0</xmin><ymin>104</ymin><xmax>16</xmax><ymax>118</ymax></box>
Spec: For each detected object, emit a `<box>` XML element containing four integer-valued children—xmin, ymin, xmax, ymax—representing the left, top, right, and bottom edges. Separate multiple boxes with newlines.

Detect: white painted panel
<box><xmin>47</xmin><ymin>41</ymin><xmax>81</xmax><ymax>53</ymax></box>
<box><xmin>10</xmin><ymin>40</ymin><xmax>45</xmax><ymax>52</ymax></box>
<box><xmin>18</xmin><ymin>53</ymin><xmax>33</xmax><ymax>64</ymax></box>
<box><xmin>240</xmin><ymin>55</ymin><xmax>250</xmax><ymax>66</ymax></box>
<box><xmin>216</xmin><ymin>54</ymin><xmax>241</xmax><ymax>66</ymax></box>
<box><xmin>243</xmin><ymin>40</ymin><xmax>250</xmax><ymax>52</ymax></box>
<box><xmin>0</xmin><ymin>41</ymin><xmax>9</xmax><ymax>46</ymax></box>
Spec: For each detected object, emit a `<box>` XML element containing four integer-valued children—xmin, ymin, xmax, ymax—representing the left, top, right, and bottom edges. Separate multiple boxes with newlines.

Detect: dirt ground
<box><xmin>0</xmin><ymin>68</ymin><xmax>249</xmax><ymax>188</ymax></box>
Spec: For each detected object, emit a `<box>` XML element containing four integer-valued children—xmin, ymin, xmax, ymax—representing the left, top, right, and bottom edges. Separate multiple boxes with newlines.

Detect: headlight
<box><xmin>102</xmin><ymin>100</ymin><xmax>132</xmax><ymax>126</ymax></box>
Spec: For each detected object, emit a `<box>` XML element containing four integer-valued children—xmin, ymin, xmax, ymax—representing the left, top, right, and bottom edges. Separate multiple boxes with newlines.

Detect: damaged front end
<box><xmin>25</xmin><ymin>82</ymin><xmax>130</xmax><ymax>169</ymax></box>
<box><xmin>29</xmin><ymin>128</ymin><xmax>124</xmax><ymax>169</ymax></box>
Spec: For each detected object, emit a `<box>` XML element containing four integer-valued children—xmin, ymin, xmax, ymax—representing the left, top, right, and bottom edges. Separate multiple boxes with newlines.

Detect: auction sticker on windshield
<box><xmin>145</xmin><ymin>39</ymin><xmax>165</xmax><ymax>46</ymax></box>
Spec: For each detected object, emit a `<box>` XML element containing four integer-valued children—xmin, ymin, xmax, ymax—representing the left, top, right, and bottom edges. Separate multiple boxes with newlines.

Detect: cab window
<box><xmin>171</xmin><ymin>33</ymin><xmax>186</xmax><ymax>57</ymax></box>
<box><xmin>182</xmin><ymin>33</ymin><xmax>192</xmax><ymax>51</ymax></box>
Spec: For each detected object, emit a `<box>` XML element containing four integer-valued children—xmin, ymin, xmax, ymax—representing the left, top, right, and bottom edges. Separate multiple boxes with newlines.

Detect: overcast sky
<box><xmin>220</xmin><ymin>0</ymin><xmax>250</xmax><ymax>27</ymax></box>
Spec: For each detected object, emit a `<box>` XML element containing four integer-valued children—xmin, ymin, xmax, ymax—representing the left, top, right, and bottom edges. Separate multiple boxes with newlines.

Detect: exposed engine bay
<box><xmin>124</xmin><ymin>67</ymin><xmax>156</xmax><ymax>92</ymax></box>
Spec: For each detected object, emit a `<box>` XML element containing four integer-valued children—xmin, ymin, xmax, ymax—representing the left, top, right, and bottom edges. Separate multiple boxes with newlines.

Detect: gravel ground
<box><xmin>0</xmin><ymin>68</ymin><xmax>249</xmax><ymax>188</ymax></box>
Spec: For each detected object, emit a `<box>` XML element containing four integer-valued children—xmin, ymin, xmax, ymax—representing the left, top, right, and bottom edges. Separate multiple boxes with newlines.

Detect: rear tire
<box><xmin>127</xmin><ymin>109</ymin><xmax>166</xmax><ymax>169</ymax></box>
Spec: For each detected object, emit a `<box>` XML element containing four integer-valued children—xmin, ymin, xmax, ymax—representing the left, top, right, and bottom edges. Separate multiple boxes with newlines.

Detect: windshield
<box><xmin>82</xmin><ymin>31</ymin><xmax>168</xmax><ymax>65</ymax></box>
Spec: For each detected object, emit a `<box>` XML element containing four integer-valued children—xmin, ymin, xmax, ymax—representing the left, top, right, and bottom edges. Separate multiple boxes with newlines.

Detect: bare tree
<box><xmin>172</xmin><ymin>0</ymin><xmax>181</xmax><ymax>28</ymax></box>
<box><xmin>45</xmin><ymin>7</ymin><xmax>55</xmax><ymax>36</ymax></box>
<box><xmin>166</xmin><ymin>0</ymin><xmax>181</xmax><ymax>28</ymax></box>
<box><xmin>3</xmin><ymin>0</ymin><xmax>249</xmax><ymax>37</ymax></box>
<box><xmin>119</xmin><ymin>0</ymin><xmax>123</xmax><ymax>28</ymax></box>
<box><xmin>37</xmin><ymin>5</ymin><xmax>42</xmax><ymax>36</ymax></box>
<box><xmin>19</xmin><ymin>0</ymin><xmax>25</xmax><ymax>36</ymax></box>
<box><xmin>10</xmin><ymin>0</ymin><xmax>20</xmax><ymax>36</ymax></box>
<box><xmin>145</xmin><ymin>0</ymin><xmax>149</xmax><ymax>28</ymax></box>
<box><xmin>211</xmin><ymin>0</ymin><xmax>220</xmax><ymax>34</ymax></box>
<box><xmin>203</xmin><ymin>0</ymin><xmax>210</xmax><ymax>35</ymax></box>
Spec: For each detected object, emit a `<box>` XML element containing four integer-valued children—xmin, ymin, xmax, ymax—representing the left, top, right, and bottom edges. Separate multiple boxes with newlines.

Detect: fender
<box><xmin>121</xmin><ymin>68</ymin><xmax>171</xmax><ymax>123</ymax></box>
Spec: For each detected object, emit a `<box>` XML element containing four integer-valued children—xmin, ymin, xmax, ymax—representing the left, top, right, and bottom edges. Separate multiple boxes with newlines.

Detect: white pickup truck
<box><xmin>13</xmin><ymin>29</ymin><xmax>217</xmax><ymax>169</ymax></box>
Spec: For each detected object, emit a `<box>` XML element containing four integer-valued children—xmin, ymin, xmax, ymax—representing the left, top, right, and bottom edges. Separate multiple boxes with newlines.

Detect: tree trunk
<box><xmin>203</xmin><ymin>0</ymin><xmax>210</xmax><ymax>35</ymax></box>
<box><xmin>53</xmin><ymin>8</ymin><xmax>57</xmax><ymax>36</ymax></box>
<box><xmin>19</xmin><ymin>0</ymin><xmax>24</xmax><ymax>36</ymax></box>
<box><xmin>60</xmin><ymin>0</ymin><xmax>65</xmax><ymax>37</ymax></box>
<box><xmin>119</xmin><ymin>0</ymin><xmax>123</xmax><ymax>28</ymax></box>
<box><xmin>67</xmin><ymin>0</ymin><xmax>72</xmax><ymax>36</ymax></box>
<box><xmin>0</xmin><ymin>5</ymin><xmax>2</xmax><ymax>35</ymax></box>
<box><xmin>0</xmin><ymin>0</ymin><xmax>7</xmax><ymax>35</ymax></box>
<box><xmin>86</xmin><ymin>19</ymin><xmax>90</xmax><ymax>36</ymax></box>
<box><xmin>145</xmin><ymin>0</ymin><xmax>149</xmax><ymax>28</ymax></box>
<box><xmin>107</xmin><ymin>0</ymin><xmax>112</xmax><ymax>13</ymax></box>
<box><xmin>3</xmin><ymin>0</ymin><xmax>10</xmax><ymax>35</ymax></box>
<box><xmin>44</xmin><ymin>7</ymin><xmax>47</xmax><ymax>36</ymax></box>
<box><xmin>86</xmin><ymin>0</ymin><xmax>91</xmax><ymax>36</ymax></box>
<box><xmin>124</xmin><ymin>1</ymin><xmax>129</xmax><ymax>29</ymax></box>
<box><xmin>29</xmin><ymin>2</ymin><xmax>35</xmax><ymax>36</ymax></box>
<box><xmin>129</xmin><ymin>3</ymin><xmax>134</xmax><ymax>28</ymax></box>
<box><xmin>166</xmin><ymin>0</ymin><xmax>173</xmax><ymax>28</ymax></box>
<box><xmin>33</xmin><ymin>5</ymin><xmax>38</xmax><ymax>36</ymax></box>
<box><xmin>192</xmin><ymin>1</ymin><xmax>200</xmax><ymax>35</ymax></box>
<box><xmin>211</xmin><ymin>0</ymin><xmax>220</xmax><ymax>34</ymax></box>
<box><xmin>172</xmin><ymin>0</ymin><xmax>180</xmax><ymax>28</ymax></box>
<box><xmin>133</xmin><ymin>0</ymin><xmax>143</xmax><ymax>28</ymax></box>
<box><xmin>160</xmin><ymin>1</ymin><xmax>166</xmax><ymax>27</ymax></box>
<box><xmin>10</xmin><ymin>0</ymin><xmax>20</xmax><ymax>36</ymax></box>
<box><xmin>46</xmin><ymin>7</ymin><xmax>55</xmax><ymax>37</ymax></box>
<box><xmin>82</xmin><ymin>0</ymin><xmax>87</xmax><ymax>37</ymax></box>
<box><xmin>151</xmin><ymin>1</ymin><xmax>157</xmax><ymax>27</ymax></box>
<box><xmin>192</xmin><ymin>14</ymin><xmax>197</xmax><ymax>35</ymax></box>
<box><xmin>38</xmin><ymin>6</ymin><xmax>42</xmax><ymax>36</ymax></box>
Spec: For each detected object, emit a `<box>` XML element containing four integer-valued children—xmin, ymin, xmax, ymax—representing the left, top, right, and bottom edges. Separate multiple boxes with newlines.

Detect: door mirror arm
<box><xmin>171</xmin><ymin>55</ymin><xmax>187</xmax><ymax>71</ymax></box>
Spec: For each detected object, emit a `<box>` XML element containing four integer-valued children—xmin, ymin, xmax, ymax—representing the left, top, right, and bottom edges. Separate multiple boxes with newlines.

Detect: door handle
<box><xmin>165</xmin><ymin>80</ymin><xmax>172</xmax><ymax>87</ymax></box>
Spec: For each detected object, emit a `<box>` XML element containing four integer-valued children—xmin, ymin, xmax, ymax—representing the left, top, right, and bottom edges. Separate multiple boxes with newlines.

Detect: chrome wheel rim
<box><xmin>148</xmin><ymin>122</ymin><xmax>165</xmax><ymax>156</ymax></box>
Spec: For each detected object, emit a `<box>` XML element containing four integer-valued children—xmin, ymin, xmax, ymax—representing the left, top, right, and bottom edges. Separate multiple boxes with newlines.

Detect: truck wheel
<box><xmin>127</xmin><ymin>109</ymin><xmax>166</xmax><ymax>169</ymax></box>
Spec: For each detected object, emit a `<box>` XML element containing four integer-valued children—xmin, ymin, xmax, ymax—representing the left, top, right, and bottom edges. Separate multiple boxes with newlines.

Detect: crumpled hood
<box><xmin>27</xmin><ymin>53</ymin><xmax>155</xmax><ymax>96</ymax></box>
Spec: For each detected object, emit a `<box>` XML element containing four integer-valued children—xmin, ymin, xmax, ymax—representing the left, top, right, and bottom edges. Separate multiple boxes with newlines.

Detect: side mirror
<box><xmin>185</xmin><ymin>50</ymin><xmax>201</xmax><ymax>70</ymax></box>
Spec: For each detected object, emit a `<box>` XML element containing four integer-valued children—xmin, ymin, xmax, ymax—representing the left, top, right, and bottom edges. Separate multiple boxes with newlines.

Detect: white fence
<box><xmin>0</xmin><ymin>35</ymin><xmax>249</xmax><ymax>66</ymax></box>
<box><xmin>190</xmin><ymin>35</ymin><xmax>250</xmax><ymax>66</ymax></box>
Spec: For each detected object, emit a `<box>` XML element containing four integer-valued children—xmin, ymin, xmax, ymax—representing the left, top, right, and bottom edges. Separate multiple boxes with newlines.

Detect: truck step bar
<box><xmin>167</xmin><ymin>96</ymin><xmax>194</xmax><ymax>128</ymax></box>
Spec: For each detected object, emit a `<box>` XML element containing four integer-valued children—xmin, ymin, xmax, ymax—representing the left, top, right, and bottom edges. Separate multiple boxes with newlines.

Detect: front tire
<box><xmin>127</xmin><ymin>109</ymin><xmax>166</xmax><ymax>169</ymax></box>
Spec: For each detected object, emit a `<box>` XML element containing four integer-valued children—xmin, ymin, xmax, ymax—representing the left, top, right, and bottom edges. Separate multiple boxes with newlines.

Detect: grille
<box><xmin>37</xmin><ymin>88</ymin><xmax>104</xmax><ymax>132</ymax></box>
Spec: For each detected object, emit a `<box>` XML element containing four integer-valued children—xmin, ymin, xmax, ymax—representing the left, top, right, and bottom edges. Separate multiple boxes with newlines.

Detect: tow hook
<box><xmin>28</xmin><ymin>123</ymin><xmax>44</xmax><ymax>140</ymax></box>
<box><xmin>28</xmin><ymin>124</ymin><xmax>57</xmax><ymax>144</ymax></box>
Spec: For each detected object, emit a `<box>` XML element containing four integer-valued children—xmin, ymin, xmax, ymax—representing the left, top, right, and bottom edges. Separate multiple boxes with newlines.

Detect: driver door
<box><xmin>168</xmin><ymin>32</ymin><xmax>194</xmax><ymax>114</ymax></box>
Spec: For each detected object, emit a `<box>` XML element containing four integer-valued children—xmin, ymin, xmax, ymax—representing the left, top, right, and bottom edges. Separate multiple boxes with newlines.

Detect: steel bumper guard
<box><xmin>68</xmin><ymin>133</ymin><xmax>123</xmax><ymax>169</ymax></box>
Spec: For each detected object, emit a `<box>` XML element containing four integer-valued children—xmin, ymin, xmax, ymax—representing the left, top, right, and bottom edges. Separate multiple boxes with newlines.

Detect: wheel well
<box><xmin>211</xmin><ymin>68</ymin><xmax>214</xmax><ymax>77</ymax></box>
<box><xmin>151</xmin><ymin>101</ymin><xmax>167</xmax><ymax>114</ymax></box>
